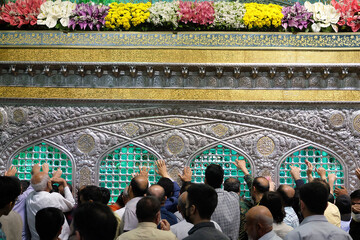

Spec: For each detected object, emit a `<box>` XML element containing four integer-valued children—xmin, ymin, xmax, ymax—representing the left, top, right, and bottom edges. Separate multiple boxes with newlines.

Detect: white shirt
<box><xmin>170</xmin><ymin>219</ymin><xmax>222</xmax><ymax>240</ymax></box>
<box><xmin>115</xmin><ymin>207</ymin><xmax>126</xmax><ymax>220</ymax></box>
<box><xmin>123</xmin><ymin>197</ymin><xmax>142</xmax><ymax>231</ymax></box>
<box><xmin>26</xmin><ymin>187</ymin><xmax>75</xmax><ymax>240</ymax></box>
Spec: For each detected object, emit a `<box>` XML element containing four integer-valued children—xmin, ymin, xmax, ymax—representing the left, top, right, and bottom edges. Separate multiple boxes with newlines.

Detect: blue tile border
<box><xmin>1</xmin><ymin>31</ymin><xmax>360</xmax><ymax>49</ymax></box>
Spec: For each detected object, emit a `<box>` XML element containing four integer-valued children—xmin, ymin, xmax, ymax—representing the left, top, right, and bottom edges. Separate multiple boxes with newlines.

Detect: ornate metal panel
<box><xmin>0</xmin><ymin>104</ymin><xmax>359</xmax><ymax>193</ymax></box>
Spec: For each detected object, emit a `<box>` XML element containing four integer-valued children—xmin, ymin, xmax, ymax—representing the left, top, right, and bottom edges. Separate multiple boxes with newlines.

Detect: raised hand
<box><xmin>178</xmin><ymin>166</ymin><xmax>192</xmax><ymax>182</ymax></box>
<box><xmin>52</xmin><ymin>168</ymin><xmax>63</xmax><ymax>178</ymax></box>
<box><xmin>42</xmin><ymin>163</ymin><xmax>50</xmax><ymax>174</ymax></box>
<box><xmin>289</xmin><ymin>165</ymin><xmax>300</xmax><ymax>181</ymax></box>
<box><xmin>356</xmin><ymin>168</ymin><xmax>360</xmax><ymax>180</ymax></box>
<box><xmin>155</xmin><ymin>160</ymin><xmax>170</xmax><ymax>178</ymax></box>
<box><xmin>316</xmin><ymin>167</ymin><xmax>327</xmax><ymax>181</ymax></box>
<box><xmin>334</xmin><ymin>186</ymin><xmax>348</xmax><ymax>197</ymax></box>
<box><xmin>5</xmin><ymin>165</ymin><xmax>17</xmax><ymax>176</ymax></box>
<box><xmin>232</xmin><ymin>159</ymin><xmax>249</xmax><ymax>175</ymax></box>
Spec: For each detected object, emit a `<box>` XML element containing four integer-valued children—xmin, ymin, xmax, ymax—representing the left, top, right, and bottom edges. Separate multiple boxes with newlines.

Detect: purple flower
<box><xmin>281</xmin><ymin>2</ymin><xmax>314</xmax><ymax>31</ymax></box>
<box><xmin>68</xmin><ymin>3</ymin><xmax>109</xmax><ymax>31</ymax></box>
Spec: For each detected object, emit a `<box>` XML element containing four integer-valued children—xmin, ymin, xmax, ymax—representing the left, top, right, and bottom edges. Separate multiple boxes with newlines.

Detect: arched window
<box><xmin>279</xmin><ymin>146</ymin><xmax>345</xmax><ymax>187</ymax></box>
<box><xmin>189</xmin><ymin>144</ymin><xmax>252</xmax><ymax>198</ymax></box>
<box><xmin>10</xmin><ymin>142</ymin><xmax>73</xmax><ymax>183</ymax></box>
<box><xmin>98</xmin><ymin>144</ymin><xmax>159</xmax><ymax>203</ymax></box>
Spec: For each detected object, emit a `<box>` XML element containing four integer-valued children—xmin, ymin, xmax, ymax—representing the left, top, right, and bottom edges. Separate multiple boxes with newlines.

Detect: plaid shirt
<box><xmin>0</xmin><ymin>223</ymin><xmax>6</xmax><ymax>240</ymax></box>
<box><xmin>239</xmin><ymin>174</ymin><xmax>254</xmax><ymax>240</ymax></box>
<box><xmin>284</xmin><ymin>206</ymin><xmax>299</xmax><ymax>228</ymax></box>
<box><xmin>211</xmin><ymin>188</ymin><xmax>240</xmax><ymax>240</ymax></box>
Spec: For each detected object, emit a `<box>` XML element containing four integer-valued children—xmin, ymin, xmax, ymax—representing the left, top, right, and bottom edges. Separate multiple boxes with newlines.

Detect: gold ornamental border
<box><xmin>0</xmin><ymin>87</ymin><xmax>360</xmax><ymax>102</ymax></box>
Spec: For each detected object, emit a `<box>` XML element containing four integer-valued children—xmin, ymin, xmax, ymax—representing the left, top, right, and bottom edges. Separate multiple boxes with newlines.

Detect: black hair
<box><xmin>187</xmin><ymin>184</ymin><xmax>218</xmax><ymax>220</ymax></box>
<box><xmin>224</xmin><ymin>178</ymin><xmax>240</xmax><ymax>193</ymax></box>
<box><xmin>115</xmin><ymin>192</ymin><xmax>125</xmax><ymax>207</ymax></box>
<box><xmin>130</xmin><ymin>177</ymin><xmax>148</xmax><ymax>197</ymax></box>
<box><xmin>157</xmin><ymin>177</ymin><xmax>174</xmax><ymax>198</ymax></box>
<box><xmin>74</xmin><ymin>202</ymin><xmax>117</xmax><ymax>240</ymax></box>
<box><xmin>36</xmin><ymin>207</ymin><xmax>64</xmax><ymax>240</ymax></box>
<box><xmin>100</xmin><ymin>187</ymin><xmax>111</xmax><ymax>205</ymax></box>
<box><xmin>277</xmin><ymin>185</ymin><xmax>295</xmax><ymax>207</ymax></box>
<box><xmin>20</xmin><ymin>180</ymin><xmax>30</xmax><ymax>194</ymax></box>
<box><xmin>136</xmin><ymin>196</ymin><xmax>161</xmax><ymax>222</ymax></box>
<box><xmin>335</xmin><ymin>194</ymin><xmax>352</xmax><ymax>215</ymax></box>
<box><xmin>180</xmin><ymin>182</ymin><xmax>193</xmax><ymax>195</ymax></box>
<box><xmin>259</xmin><ymin>191</ymin><xmax>285</xmax><ymax>224</ymax></box>
<box><xmin>350</xmin><ymin>189</ymin><xmax>360</xmax><ymax>200</ymax></box>
<box><xmin>312</xmin><ymin>179</ymin><xmax>331</xmax><ymax>195</ymax></box>
<box><xmin>252</xmin><ymin>177</ymin><xmax>269</xmax><ymax>194</ymax></box>
<box><xmin>0</xmin><ymin>176</ymin><xmax>21</xmax><ymax>209</ymax></box>
<box><xmin>205</xmin><ymin>164</ymin><xmax>224</xmax><ymax>189</ymax></box>
<box><xmin>79</xmin><ymin>185</ymin><xmax>102</xmax><ymax>204</ymax></box>
<box><xmin>299</xmin><ymin>181</ymin><xmax>328</xmax><ymax>215</ymax></box>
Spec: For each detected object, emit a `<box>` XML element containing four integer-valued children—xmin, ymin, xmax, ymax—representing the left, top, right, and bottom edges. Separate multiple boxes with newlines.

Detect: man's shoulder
<box><xmin>185</xmin><ymin>225</ymin><xmax>229</xmax><ymax>240</ymax></box>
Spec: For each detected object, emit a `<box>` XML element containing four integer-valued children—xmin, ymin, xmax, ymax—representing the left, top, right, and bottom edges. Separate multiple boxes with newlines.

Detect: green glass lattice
<box><xmin>11</xmin><ymin>142</ymin><xmax>73</xmax><ymax>183</ymax></box>
<box><xmin>279</xmin><ymin>146</ymin><xmax>345</xmax><ymax>187</ymax></box>
<box><xmin>98</xmin><ymin>144</ymin><xmax>160</xmax><ymax>203</ymax></box>
<box><xmin>190</xmin><ymin>145</ymin><xmax>252</xmax><ymax>198</ymax></box>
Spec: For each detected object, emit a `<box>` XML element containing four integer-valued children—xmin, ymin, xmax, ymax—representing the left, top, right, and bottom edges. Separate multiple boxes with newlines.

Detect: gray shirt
<box><xmin>284</xmin><ymin>215</ymin><xmax>353</xmax><ymax>240</ymax></box>
<box><xmin>211</xmin><ymin>188</ymin><xmax>240</xmax><ymax>240</ymax></box>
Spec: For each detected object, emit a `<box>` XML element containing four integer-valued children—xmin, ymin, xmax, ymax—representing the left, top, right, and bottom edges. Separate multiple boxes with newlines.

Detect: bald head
<box><xmin>147</xmin><ymin>185</ymin><xmax>166</xmax><ymax>204</ymax></box>
<box><xmin>31</xmin><ymin>172</ymin><xmax>51</xmax><ymax>192</ymax></box>
<box><xmin>177</xmin><ymin>192</ymin><xmax>188</xmax><ymax>215</ymax></box>
<box><xmin>129</xmin><ymin>176</ymin><xmax>148</xmax><ymax>198</ymax></box>
<box><xmin>277</xmin><ymin>184</ymin><xmax>295</xmax><ymax>207</ymax></box>
<box><xmin>245</xmin><ymin>206</ymin><xmax>273</xmax><ymax>240</ymax></box>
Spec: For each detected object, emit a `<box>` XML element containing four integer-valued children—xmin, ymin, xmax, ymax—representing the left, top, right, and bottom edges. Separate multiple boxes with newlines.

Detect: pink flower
<box><xmin>0</xmin><ymin>0</ymin><xmax>45</xmax><ymax>28</ymax></box>
<box><xmin>178</xmin><ymin>1</ymin><xmax>215</xmax><ymax>25</ymax></box>
<box><xmin>332</xmin><ymin>0</ymin><xmax>360</xmax><ymax>31</ymax></box>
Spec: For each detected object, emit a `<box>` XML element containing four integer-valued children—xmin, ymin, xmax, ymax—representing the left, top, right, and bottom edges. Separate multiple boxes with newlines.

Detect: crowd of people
<box><xmin>0</xmin><ymin>158</ymin><xmax>359</xmax><ymax>240</ymax></box>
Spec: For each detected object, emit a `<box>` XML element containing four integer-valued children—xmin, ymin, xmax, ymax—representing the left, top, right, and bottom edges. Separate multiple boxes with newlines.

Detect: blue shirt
<box><xmin>160</xmin><ymin>206</ymin><xmax>177</xmax><ymax>226</ymax></box>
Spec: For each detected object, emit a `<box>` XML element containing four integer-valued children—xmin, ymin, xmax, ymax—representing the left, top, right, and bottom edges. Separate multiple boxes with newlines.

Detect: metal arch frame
<box><xmin>6</xmin><ymin>138</ymin><xmax>76</xmax><ymax>185</ymax></box>
<box><xmin>275</xmin><ymin>142</ymin><xmax>349</xmax><ymax>188</ymax></box>
<box><xmin>185</xmin><ymin>142</ymin><xmax>257</xmax><ymax>178</ymax></box>
<box><xmin>94</xmin><ymin>141</ymin><xmax>162</xmax><ymax>187</ymax></box>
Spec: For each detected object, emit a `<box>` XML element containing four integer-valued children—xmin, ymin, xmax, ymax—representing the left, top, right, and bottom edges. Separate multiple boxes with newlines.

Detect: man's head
<box><xmin>136</xmin><ymin>196</ymin><xmax>161</xmax><ymax>224</ymax></box>
<box><xmin>0</xmin><ymin>176</ymin><xmax>21</xmax><ymax>217</ymax></box>
<box><xmin>73</xmin><ymin>202</ymin><xmax>117</xmax><ymax>240</ymax></box>
<box><xmin>277</xmin><ymin>184</ymin><xmax>295</xmax><ymax>207</ymax></box>
<box><xmin>259</xmin><ymin>191</ymin><xmax>285</xmax><ymax>224</ymax></box>
<box><xmin>100</xmin><ymin>187</ymin><xmax>111</xmax><ymax>205</ymax></box>
<box><xmin>157</xmin><ymin>177</ymin><xmax>174</xmax><ymax>199</ymax></box>
<box><xmin>115</xmin><ymin>186</ymin><xmax>129</xmax><ymax>208</ymax></box>
<box><xmin>185</xmin><ymin>184</ymin><xmax>218</xmax><ymax>224</ymax></box>
<box><xmin>245</xmin><ymin>206</ymin><xmax>273</xmax><ymax>240</ymax></box>
<box><xmin>350</xmin><ymin>189</ymin><xmax>360</xmax><ymax>222</ymax></box>
<box><xmin>204</xmin><ymin>164</ymin><xmax>224</xmax><ymax>189</ymax></box>
<box><xmin>251</xmin><ymin>177</ymin><xmax>269</xmax><ymax>202</ymax></box>
<box><xmin>335</xmin><ymin>194</ymin><xmax>352</xmax><ymax>221</ymax></box>
<box><xmin>147</xmin><ymin>184</ymin><xmax>166</xmax><ymax>205</ymax></box>
<box><xmin>177</xmin><ymin>192</ymin><xmax>187</xmax><ymax>217</ymax></box>
<box><xmin>78</xmin><ymin>185</ymin><xmax>102</xmax><ymax>205</ymax></box>
<box><xmin>35</xmin><ymin>207</ymin><xmax>64</xmax><ymax>240</ymax></box>
<box><xmin>129</xmin><ymin>176</ymin><xmax>148</xmax><ymax>198</ymax></box>
<box><xmin>31</xmin><ymin>172</ymin><xmax>51</xmax><ymax>192</ymax></box>
<box><xmin>224</xmin><ymin>177</ymin><xmax>240</xmax><ymax>194</ymax></box>
<box><xmin>299</xmin><ymin>181</ymin><xmax>328</xmax><ymax>216</ymax></box>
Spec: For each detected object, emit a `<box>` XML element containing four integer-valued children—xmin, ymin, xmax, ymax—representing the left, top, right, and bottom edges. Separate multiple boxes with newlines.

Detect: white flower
<box><xmin>147</xmin><ymin>1</ymin><xmax>179</xmax><ymax>28</ymax></box>
<box><xmin>304</xmin><ymin>1</ymin><xmax>340</xmax><ymax>32</ymax></box>
<box><xmin>37</xmin><ymin>0</ymin><xmax>76</xmax><ymax>28</ymax></box>
<box><xmin>212</xmin><ymin>1</ymin><xmax>246</xmax><ymax>29</ymax></box>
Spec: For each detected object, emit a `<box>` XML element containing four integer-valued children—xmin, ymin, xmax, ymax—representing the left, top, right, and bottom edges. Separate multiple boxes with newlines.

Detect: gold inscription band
<box><xmin>0</xmin><ymin>87</ymin><xmax>359</xmax><ymax>102</ymax></box>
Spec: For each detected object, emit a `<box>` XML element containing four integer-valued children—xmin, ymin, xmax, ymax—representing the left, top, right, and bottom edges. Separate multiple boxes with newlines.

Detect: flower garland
<box><xmin>1</xmin><ymin>0</ymin><xmax>360</xmax><ymax>32</ymax></box>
